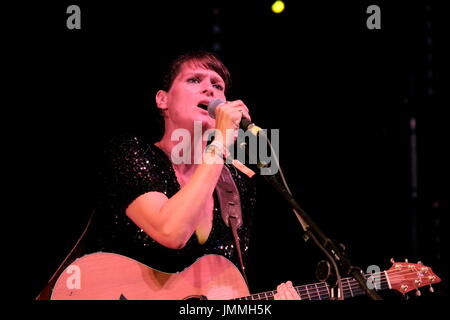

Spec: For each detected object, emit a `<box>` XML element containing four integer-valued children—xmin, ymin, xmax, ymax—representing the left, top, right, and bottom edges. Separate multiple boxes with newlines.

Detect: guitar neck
<box><xmin>236</xmin><ymin>272</ymin><xmax>391</xmax><ymax>300</ymax></box>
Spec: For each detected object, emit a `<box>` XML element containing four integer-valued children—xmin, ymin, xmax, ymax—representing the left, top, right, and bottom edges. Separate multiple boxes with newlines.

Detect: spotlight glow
<box><xmin>271</xmin><ymin>1</ymin><xmax>285</xmax><ymax>14</ymax></box>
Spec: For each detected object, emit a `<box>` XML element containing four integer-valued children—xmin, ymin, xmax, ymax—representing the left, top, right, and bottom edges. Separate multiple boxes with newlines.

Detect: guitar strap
<box><xmin>215</xmin><ymin>164</ymin><xmax>249</xmax><ymax>286</ymax></box>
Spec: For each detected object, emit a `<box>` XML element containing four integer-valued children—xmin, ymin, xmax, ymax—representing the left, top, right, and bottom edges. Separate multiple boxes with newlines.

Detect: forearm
<box><xmin>158</xmin><ymin>151</ymin><xmax>224</xmax><ymax>246</ymax></box>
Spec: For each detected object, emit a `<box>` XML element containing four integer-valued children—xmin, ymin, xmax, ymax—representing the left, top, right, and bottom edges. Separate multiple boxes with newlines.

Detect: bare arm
<box><xmin>126</xmin><ymin>152</ymin><xmax>224</xmax><ymax>249</ymax></box>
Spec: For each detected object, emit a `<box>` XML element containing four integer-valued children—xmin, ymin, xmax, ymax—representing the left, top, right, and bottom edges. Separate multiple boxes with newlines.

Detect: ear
<box><xmin>155</xmin><ymin>90</ymin><xmax>168</xmax><ymax>112</ymax></box>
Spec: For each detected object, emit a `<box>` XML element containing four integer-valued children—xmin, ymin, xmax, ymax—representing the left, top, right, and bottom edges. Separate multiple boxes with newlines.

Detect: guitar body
<box><xmin>51</xmin><ymin>252</ymin><xmax>250</xmax><ymax>300</ymax></box>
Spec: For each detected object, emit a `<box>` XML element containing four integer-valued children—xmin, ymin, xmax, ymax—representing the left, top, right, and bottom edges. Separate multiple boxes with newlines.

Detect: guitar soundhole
<box><xmin>184</xmin><ymin>295</ymin><xmax>208</xmax><ymax>300</ymax></box>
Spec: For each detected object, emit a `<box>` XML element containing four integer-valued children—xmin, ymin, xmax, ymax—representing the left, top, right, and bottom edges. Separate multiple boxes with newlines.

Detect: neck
<box><xmin>156</xmin><ymin>123</ymin><xmax>209</xmax><ymax>178</ymax></box>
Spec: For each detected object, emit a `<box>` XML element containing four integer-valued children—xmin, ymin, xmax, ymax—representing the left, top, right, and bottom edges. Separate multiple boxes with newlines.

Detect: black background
<box><xmin>24</xmin><ymin>0</ymin><xmax>447</xmax><ymax>301</ymax></box>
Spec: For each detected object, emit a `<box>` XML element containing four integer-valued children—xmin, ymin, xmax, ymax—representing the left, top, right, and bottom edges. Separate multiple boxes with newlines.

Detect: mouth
<box><xmin>197</xmin><ymin>103</ymin><xmax>208</xmax><ymax>111</ymax></box>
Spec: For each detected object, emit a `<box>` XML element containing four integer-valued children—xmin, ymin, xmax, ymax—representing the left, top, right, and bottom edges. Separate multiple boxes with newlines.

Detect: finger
<box><xmin>239</xmin><ymin>109</ymin><xmax>251</xmax><ymax>122</ymax></box>
<box><xmin>276</xmin><ymin>282</ymin><xmax>299</xmax><ymax>300</ymax></box>
<box><xmin>287</xmin><ymin>281</ymin><xmax>301</xmax><ymax>300</ymax></box>
<box><xmin>215</xmin><ymin>104</ymin><xmax>241</xmax><ymax>129</ymax></box>
<box><xmin>280</xmin><ymin>283</ymin><xmax>294</xmax><ymax>300</ymax></box>
<box><xmin>274</xmin><ymin>284</ymin><xmax>283</xmax><ymax>300</ymax></box>
<box><xmin>235</xmin><ymin>106</ymin><xmax>251</xmax><ymax>122</ymax></box>
<box><xmin>228</xmin><ymin>100</ymin><xmax>251</xmax><ymax>121</ymax></box>
<box><xmin>278</xmin><ymin>283</ymin><xmax>289</xmax><ymax>300</ymax></box>
<box><xmin>218</xmin><ymin>102</ymin><xmax>248</xmax><ymax>121</ymax></box>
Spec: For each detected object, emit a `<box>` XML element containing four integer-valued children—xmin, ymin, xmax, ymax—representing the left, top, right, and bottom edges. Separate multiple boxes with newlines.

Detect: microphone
<box><xmin>208</xmin><ymin>99</ymin><xmax>262</xmax><ymax>136</ymax></box>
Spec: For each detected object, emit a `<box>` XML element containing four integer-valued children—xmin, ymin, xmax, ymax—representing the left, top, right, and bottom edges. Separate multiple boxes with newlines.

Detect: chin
<box><xmin>185</xmin><ymin>117</ymin><xmax>214</xmax><ymax>133</ymax></box>
<box><xmin>197</xmin><ymin>116</ymin><xmax>216</xmax><ymax>131</ymax></box>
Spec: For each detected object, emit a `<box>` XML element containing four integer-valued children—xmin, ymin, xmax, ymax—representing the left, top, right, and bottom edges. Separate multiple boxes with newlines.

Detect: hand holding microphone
<box><xmin>208</xmin><ymin>99</ymin><xmax>262</xmax><ymax>149</ymax></box>
<box><xmin>207</xmin><ymin>99</ymin><xmax>249</xmax><ymax>149</ymax></box>
<box><xmin>207</xmin><ymin>99</ymin><xmax>258</xmax><ymax>178</ymax></box>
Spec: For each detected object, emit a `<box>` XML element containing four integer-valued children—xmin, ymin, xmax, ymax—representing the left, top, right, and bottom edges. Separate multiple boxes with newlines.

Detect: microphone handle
<box><xmin>240</xmin><ymin>117</ymin><xmax>262</xmax><ymax>137</ymax></box>
<box><xmin>240</xmin><ymin>117</ymin><xmax>253</xmax><ymax>131</ymax></box>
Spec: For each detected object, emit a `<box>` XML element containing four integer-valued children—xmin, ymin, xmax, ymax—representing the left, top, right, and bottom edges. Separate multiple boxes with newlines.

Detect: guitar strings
<box><xmin>294</xmin><ymin>270</ymin><xmax>422</xmax><ymax>300</ymax></box>
<box><xmin>239</xmin><ymin>269</ymin><xmax>425</xmax><ymax>300</ymax></box>
<box><xmin>258</xmin><ymin>278</ymin><xmax>417</xmax><ymax>300</ymax></box>
<box><xmin>241</xmin><ymin>270</ymin><xmax>425</xmax><ymax>300</ymax></box>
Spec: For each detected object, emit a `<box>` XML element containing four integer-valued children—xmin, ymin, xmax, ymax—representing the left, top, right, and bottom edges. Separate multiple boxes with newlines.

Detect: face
<box><xmin>157</xmin><ymin>61</ymin><xmax>227</xmax><ymax>132</ymax></box>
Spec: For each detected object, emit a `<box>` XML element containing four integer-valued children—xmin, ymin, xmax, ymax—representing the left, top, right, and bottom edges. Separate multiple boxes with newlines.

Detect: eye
<box><xmin>187</xmin><ymin>77</ymin><xmax>200</xmax><ymax>83</ymax></box>
<box><xmin>213</xmin><ymin>83</ymin><xmax>224</xmax><ymax>91</ymax></box>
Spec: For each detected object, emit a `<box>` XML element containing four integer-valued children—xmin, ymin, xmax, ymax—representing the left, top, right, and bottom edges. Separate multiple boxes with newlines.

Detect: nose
<box><xmin>201</xmin><ymin>82</ymin><xmax>215</xmax><ymax>97</ymax></box>
<box><xmin>202</xmin><ymin>87</ymin><xmax>213</xmax><ymax>97</ymax></box>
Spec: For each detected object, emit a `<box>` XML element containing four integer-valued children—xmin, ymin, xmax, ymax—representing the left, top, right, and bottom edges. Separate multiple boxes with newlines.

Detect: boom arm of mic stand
<box><xmin>261</xmin><ymin>172</ymin><xmax>383</xmax><ymax>300</ymax></box>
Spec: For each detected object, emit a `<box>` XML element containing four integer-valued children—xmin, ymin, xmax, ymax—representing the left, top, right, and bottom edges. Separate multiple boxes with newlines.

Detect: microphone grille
<box><xmin>208</xmin><ymin>99</ymin><xmax>225</xmax><ymax>119</ymax></box>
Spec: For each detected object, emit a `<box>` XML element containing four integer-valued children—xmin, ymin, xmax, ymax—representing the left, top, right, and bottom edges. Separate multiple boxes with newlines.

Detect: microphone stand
<box><xmin>244</xmin><ymin>130</ymin><xmax>383</xmax><ymax>300</ymax></box>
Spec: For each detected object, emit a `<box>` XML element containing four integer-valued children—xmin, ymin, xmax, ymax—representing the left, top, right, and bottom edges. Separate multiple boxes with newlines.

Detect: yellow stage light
<box><xmin>271</xmin><ymin>1</ymin><xmax>285</xmax><ymax>14</ymax></box>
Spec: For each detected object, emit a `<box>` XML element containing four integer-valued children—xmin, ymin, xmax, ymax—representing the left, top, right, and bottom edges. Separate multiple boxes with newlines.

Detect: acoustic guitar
<box><xmin>50</xmin><ymin>252</ymin><xmax>441</xmax><ymax>300</ymax></box>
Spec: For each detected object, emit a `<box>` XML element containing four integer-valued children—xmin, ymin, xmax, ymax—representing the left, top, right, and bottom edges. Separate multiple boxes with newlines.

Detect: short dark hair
<box><xmin>161</xmin><ymin>51</ymin><xmax>232</xmax><ymax>94</ymax></box>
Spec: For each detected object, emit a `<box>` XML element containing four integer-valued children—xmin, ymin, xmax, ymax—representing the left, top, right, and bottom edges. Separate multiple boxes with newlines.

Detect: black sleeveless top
<box><xmin>84</xmin><ymin>134</ymin><xmax>256</xmax><ymax>273</ymax></box>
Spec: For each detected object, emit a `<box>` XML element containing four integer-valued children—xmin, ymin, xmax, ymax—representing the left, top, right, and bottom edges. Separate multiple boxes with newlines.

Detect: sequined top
<box><xmin>85</xmin><ymin>134</ymin><xmax>256</xmax><ymax>274</ymax></box>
